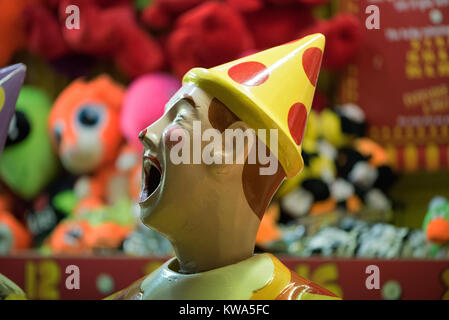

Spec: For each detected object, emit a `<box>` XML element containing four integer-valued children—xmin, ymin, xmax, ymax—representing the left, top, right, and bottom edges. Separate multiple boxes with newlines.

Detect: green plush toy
<box><xmin>0</xmin><ymin>86</ymin><xmax>59</xmax><ymax>200</ymax></box>
<box><xmin>423</xmin><ymin>197</ymin><xmax>449</xmax><ymax>244</ymax></box>
<box><xmin>422</xmin><ymin>196</ymin><xmax>449</xmax><ymax>258</ymax></box>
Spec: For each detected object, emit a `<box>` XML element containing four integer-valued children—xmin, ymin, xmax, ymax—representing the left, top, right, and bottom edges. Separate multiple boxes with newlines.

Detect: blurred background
<box><xmin>0</xmin><ymin>0</ymin><xmax>449</xmax><ymax>299</ymax></box>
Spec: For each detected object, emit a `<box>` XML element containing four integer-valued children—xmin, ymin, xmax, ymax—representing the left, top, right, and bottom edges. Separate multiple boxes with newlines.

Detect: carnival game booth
<box><xmin>1</xmin><ymin>0</ymin><xmax>448</xmax><ymax>300</ymax></box>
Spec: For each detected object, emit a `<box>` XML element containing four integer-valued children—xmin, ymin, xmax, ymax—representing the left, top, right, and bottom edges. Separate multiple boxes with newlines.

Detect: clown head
<box><xmin>138</xmin><ymin>34</ymin><xmax>325</xmax><ymax>273</ymax></box>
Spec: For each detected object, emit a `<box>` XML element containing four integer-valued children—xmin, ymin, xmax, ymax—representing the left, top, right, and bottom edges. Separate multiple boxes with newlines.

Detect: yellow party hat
<box><xmin>183</xmin><ymin>34</ymin><xmax>325</xmax><ymax>178</ymax></box>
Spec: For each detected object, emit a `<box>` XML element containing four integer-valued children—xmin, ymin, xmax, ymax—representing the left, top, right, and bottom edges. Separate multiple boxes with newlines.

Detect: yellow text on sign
<box><xmin>25</xmin><ymin>260</ymin><xmax>61</xmax><ymax>300</ymax></box>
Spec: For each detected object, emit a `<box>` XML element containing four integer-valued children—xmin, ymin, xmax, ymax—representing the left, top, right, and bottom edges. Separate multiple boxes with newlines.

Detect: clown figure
<box><xmin>109</xmin><ymin>34</ymin><xmax>340</xmax><ymax>300</ymax></box>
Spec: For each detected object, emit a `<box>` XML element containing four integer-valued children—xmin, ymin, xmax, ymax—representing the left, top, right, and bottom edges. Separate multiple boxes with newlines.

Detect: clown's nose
<box><xmin>426</xmin><ymin>218</ymin><xmax>449</xmax><ymax>245</ymax></box>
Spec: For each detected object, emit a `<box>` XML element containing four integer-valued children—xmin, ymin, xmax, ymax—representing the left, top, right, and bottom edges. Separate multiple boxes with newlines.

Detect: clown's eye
<box><xmin>175</xmin><ymin>113</ymin><xmax>186</xmax><ymax>122</ymax></box>
<box><xmin>77</xmin><ymin>104</ymin><xmax>104</xmax><ymax>128</ymax></box>
<box><xmin>6</xmin><ymin>111</ymin><xmax>30</xmax><ymax>148</ymax></box>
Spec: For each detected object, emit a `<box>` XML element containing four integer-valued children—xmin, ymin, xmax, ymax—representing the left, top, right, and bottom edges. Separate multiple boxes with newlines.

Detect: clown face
<box><xmin>138</xmin><ymin>81</ymin><xmax>285</xmax><ymax>250</ymax></box>
<box><xmin>138</xmin><ymin>84</ymin><xmax>230</xmax><ymax>236</ymax></box>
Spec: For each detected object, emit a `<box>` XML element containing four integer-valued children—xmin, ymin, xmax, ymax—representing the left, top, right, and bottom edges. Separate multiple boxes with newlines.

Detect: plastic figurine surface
<box><xmin>0</xmin><ymin>64</ymin><xmax>26</xmax><ymax>157</ymax></box>
<box><xmin>0</xmin><ymin>63</ymin><xmax>30</xmax><ymax>254</ymax></box>
<box><xmin>109</xmin><ymin>34</ymin><xmax>340</xmax><ymax>300</ymax></box>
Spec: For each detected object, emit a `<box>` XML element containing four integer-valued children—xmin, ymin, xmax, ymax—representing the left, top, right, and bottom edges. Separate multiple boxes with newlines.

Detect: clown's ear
<box><xmin>89</xmin><ymin>75</ymin><xmax>125</xmax><ymax>111</ymax></box>
<box><xmin>224</xmin><ymin>121</ymin><xmax>256</xmax><ymax>166</ymax></box>
<box><xmin>208</xmin><ymin>120</ymin><xmax>256</xmax><ymax>178</ymax></box>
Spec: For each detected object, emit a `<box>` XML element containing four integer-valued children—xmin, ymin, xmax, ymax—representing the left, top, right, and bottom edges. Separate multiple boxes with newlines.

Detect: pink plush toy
<box><xmin>120</xmin><ymin>73</ymin><xmax>181</xmax><ymax>151</ymax></box>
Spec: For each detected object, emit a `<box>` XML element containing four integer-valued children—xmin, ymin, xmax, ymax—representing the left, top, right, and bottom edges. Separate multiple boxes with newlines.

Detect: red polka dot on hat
<box><xmin>228</xmin><ymin>61</ymin><xmax>269</xmax><ymax>86</ymax></box>
<box><xmin>302</xmin><ymin>47</ymin><xmax>323</xmax><ymax>86</ymax></box>
<box><xmin>288</xmin><ymin>102</ymin><xmax>308</xmax><ymax>145</ymax></box>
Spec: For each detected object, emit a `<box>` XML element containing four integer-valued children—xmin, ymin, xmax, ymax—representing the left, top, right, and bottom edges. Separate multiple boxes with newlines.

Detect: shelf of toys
<box><xmin>1</xmin><ymin>0</ymin><xmax>449</xmax><ymax>300</ymax></box>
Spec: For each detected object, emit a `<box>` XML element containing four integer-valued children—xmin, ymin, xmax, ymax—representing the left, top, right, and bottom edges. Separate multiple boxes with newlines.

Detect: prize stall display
<box><xmin>0</xmin><ymin>0</ymin><xmax>448</xmax><ymax>300</ymax></box>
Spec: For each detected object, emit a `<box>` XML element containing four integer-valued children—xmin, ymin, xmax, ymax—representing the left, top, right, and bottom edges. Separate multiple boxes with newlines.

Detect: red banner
<box><xmin>1</xmin><ymin>255</ymin><xmax>448</xmax><ymax>300</ymax></box>
<box><xmin>339</xmin><ymin>0</ymin><xmax>449</xmax><ymax>171</ymax></box>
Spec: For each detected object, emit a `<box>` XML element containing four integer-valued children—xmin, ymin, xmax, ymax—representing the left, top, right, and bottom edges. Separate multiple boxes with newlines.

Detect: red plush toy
<box><xmin>0</xmin><ymin>0</ymin><xmax>43</xmax><ymax>67</ymax></box>
<box><xmin>244</xmin><ymin>3</ymin><xmax>316</xmax><ymax>50</ymax></box>
<box><xmin>300</xmin><ymin>13</ymin><xmax>362</xmax><ymax>70</ymax></box>
<box><xmin>166</xmin><ymin>1</ymin><xmax>254</xmax><ymax>78</ymax></box>
<box><xmin>24</xmin><ymin>0</ymin><xmax>164</xmax><ymax>79</ymax></box>
<box><xmin>141</xmin><ymin>0</ymin><xmax>206</xmax><ymax>30</ymax></box>
<box><xmin>23</xmin><ymin>1</ymin><xmax>69</xmax><ymax>60</ymax></box>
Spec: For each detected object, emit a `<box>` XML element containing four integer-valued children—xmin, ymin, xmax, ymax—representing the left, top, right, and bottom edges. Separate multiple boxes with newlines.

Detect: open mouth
<box><xmin>140</xmin><ymin>155</ymin><xmax>162</xmax><ymax>203</ymax></box>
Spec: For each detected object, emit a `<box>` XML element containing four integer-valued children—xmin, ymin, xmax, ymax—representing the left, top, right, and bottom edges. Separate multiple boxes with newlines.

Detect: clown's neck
<box><xmin>169</xmin><ymin>206</ymin><xmax>261</xmax><ymax>274</ymax></box>
<box><xmin>172</xmin><ymin>241</ymin><xmax>255</xmax><ymax>274</ymax></box>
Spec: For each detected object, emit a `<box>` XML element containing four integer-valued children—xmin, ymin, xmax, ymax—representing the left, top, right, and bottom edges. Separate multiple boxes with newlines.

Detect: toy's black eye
<box><xmin>5</xmin><ymin>111</ymin><xmax>30</xmax><ymax>148</ymax></box>
<box><xmin>67</xmin><ymin>228</ymin><xmax>83</xmax><ymax>240</ymax></box>
<box><xmin>77</xmin><ymin>105</ymin><xmax>102</xmax><ymax>127</ymax></box>
<box><xmin>64</xmin><ymin>226</ymin><xmax>84</xmax><ymax>246</ymax></box>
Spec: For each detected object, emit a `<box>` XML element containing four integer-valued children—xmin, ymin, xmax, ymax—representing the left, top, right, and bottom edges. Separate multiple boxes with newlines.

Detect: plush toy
<box><xmin>227</xmin><ymin>0</ymin><xmax>329</xmax><ymax>13</ymax></box>
<box><xmin>22</xmin><ymin>175</ymin><xmax>78</xmax><ymax>246</ymax></box>
<box><xmin>300</xmin><ymin>13</ymin><xmax>362</xmax><ymax>70</ymax></box>
<box><xmin>354</xmin><ymin>137</ymin><xmax>397</xmax><ymax>201</ymax></box>
<box><xmin>423</xmin><ymin>197</ymin><xmax>449</xmax><ymax>247</ymax></box>
<box><xmin>23</xmin><ymin>1</ymin><xmax>69</xmax><ymax>61</ymax></box>
<box><xmin>24</xmin><ymin>0</ymin><xmax>164</xmax><ymax>79</ymax></box>
<box><xmin>335</xmin><ymin>148</ymin><xmax>376</xmax><ymax>197</ymax></box>
<box><xmin>279</xmin><ymin>100</ymin><xmax>396</xmax><ymax>220</ymax></box>
<box><xmin>1</xmin><ymin>86</ymin><xmax>59</xmax><ymax>200</ymax></box>
<box><xmin>0</xmin><ymin>210</ymin><xmax>32</xmax><ymax>254</ymax></box>
<box><xmin>166</xmin><ymin>1</ymin><xmax>254</xmax><ymax>78</ymax></box>
<box><xmin>0</xmin><ymin>0</ymin><xmax>39</xmax><ymax>67</ymax></box>
<box><xmin>335</xmin><ymin>144</ymin><xmax>395</xmax><ymax>211</ymax></box>
<box><xmin>141</xmin><ymin>0</ymin><xmax>206</xmax><ymax>30</ymax></box>
<box><xmin>256</xmin><ymin>203</ymin><xmax>283</xmax><ymax>246</ymax></box>
<box><xmin>243</xmin><ymin>3</ymin><xmax>315</xmax><ymax>50</ymax></box>
<box><xmin>357</xmin><ymin>223</ymin><xmax>409</xmax><ymax>258</ymax></box>
<box><xmin>48</xmin><ymin>75</ymin><xmax>127</xmax><ymax>211</ymax></box>
<box><xmin>49</xmin><ymin>75</ymin><xmax>124</xmax><ymax>174</ymax></box>
<box><xmin>46</xmin><ymin>219</ymin><xmax>92</xmax><ymax>254</ymax></box>
<box><xmin>303</xmin><ymin>227</ymin><xmax>353</xmax><ymax>257</ymax></box>
<box><xmin>0</xmin><ymin>83</ymin><xmax>69</xmax><ymax>247</ymax></box>
<box><xmin>355</xmin><ymin>138</ymin><xmax>390</xmax><ymax>168</ymax></box>
<box><xmin>121</xmin><ymin>73</ymin><xmax>181</xmax><ymax>151</ymax></box>
<box><xmin>46</xmin><ymin>198</ymin><xmax>135</xmax><ymax>254</ymax></box>
<box><xmin>320</xmin><ymin>104</ymin><xmax>366</xmax><ymax>148</ymax></box>
<box><xmin>264</xmin><ymin>214</ymin><xmax>442</xmax><ymax>259</ymax></box>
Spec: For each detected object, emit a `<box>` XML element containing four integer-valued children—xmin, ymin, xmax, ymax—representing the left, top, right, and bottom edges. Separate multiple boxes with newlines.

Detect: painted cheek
<box><xmin>164</xmin><ymin>125</ymin><xmax>187</xmax><ymax>150</ymax></box>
